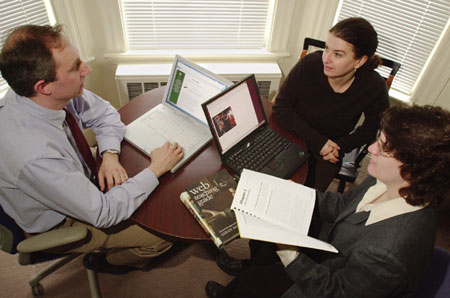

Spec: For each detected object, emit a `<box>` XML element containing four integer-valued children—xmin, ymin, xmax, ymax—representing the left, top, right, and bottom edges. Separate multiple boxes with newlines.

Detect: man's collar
<box><xmin>12</xmin><ymin>91</ymin><xmax>67</xmax><ymax>126</ymax></box>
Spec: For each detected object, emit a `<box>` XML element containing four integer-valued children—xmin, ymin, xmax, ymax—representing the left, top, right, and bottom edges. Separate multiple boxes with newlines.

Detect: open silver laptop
<box><xmin>124</xmin><ymin>55</ymin><xmax>232</xmax><ymax>172</ymax></box>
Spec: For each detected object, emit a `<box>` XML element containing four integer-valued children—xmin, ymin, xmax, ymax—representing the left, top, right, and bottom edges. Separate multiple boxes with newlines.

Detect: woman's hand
<box><xmin>320</xmin><ymin>139</ymin><xmax>340</xmax><ymax>163</ymax></box>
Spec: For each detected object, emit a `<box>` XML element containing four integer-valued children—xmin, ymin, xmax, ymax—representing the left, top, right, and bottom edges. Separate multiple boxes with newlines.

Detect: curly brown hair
<box><xmin>0</xmin><ymin>24</ymin><xmax>64</xmax><ymax>97</ymax></box>
<box><xmin>380</xmin><ymin>104</ymin><xmax>450</xmax><ymax>207</ymax></box>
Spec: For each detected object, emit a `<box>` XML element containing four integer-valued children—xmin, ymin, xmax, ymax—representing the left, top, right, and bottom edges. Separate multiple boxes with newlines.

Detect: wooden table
<box><xmin>119</xmin><ymin>87</ymin><xmax>308</xmax><ymax>241</ymax></box>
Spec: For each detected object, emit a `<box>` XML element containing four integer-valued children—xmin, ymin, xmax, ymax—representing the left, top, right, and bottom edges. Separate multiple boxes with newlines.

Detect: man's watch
<box><xmin>102</xmin><ymin>149</ymin><xmax>120</xmax><ymax>156</ymax></box>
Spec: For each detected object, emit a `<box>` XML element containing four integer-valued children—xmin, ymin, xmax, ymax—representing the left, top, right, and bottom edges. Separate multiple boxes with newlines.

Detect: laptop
<box><xmin>201</xmin><ymin>74</ymin><xmax>309</xmax><ymax>179</ymax></box>
<box><xmin>124</xmin><ymin>55</ymin><xmax>233</xmax><ymax>173</ymax></box>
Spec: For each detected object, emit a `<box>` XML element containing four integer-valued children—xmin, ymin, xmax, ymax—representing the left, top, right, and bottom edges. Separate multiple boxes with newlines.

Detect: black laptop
<box><xmin>201</xmin><ymin>74</ymin><xmax>308</xmax><ymax>179</ymax></box>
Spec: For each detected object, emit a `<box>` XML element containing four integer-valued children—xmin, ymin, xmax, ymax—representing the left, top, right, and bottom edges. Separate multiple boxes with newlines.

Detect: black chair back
<box><xmin>301</xmin><ymin>37</ymin><xmax>401</xmax><ymax>91</ymax></box>
<box><xmin>0</xmin><ymin>204</ymin><xmax>25</xmax><ymax>254</ymax></box>
<box><xmin>0</xmin><ymin>204</ymin><xmax>65</xmax><ymax>263</ymax></box>
<box><xmin>415</xmin><ymin>246</ymin><xmax>450</xmax><ymax>298</ymax></box>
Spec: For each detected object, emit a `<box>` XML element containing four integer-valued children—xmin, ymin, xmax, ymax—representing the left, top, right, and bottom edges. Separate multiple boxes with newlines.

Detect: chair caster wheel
<box><xmin>32</xmin><ymin>283</ymin><xmax>44</xmax><ymax>296</ymax></box>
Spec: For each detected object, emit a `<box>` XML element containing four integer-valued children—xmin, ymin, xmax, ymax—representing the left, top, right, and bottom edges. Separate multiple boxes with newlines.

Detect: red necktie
<box><xmin>64</xmin><ymin>108</ymin><xmax>98</xmax><ymax>185</ymax></box>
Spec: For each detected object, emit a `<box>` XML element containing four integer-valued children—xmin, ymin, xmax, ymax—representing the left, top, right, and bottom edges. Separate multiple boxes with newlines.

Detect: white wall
<box><xmin>50</xmin><ymin>0</ymin><xmax>123</xmax><ymax>107</ymax></box>
<box><xmin>277</xmin><ymin>0</ymin><xmax>339</xmax><ymax>77</ymax></box>
<box><xmin>435</xmin><ymin>78</ymin><xmax>450</xmax><ymax>110</ymax></box>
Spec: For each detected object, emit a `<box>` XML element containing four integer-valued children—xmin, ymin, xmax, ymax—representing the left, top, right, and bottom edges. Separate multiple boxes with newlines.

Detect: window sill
<box><xmin>104</xmin><ymin>49</ymin><xmax>290</xmax><ymax>63</ymax></box>
<box><xmin>84</xmin><ymin>56</ymin><xmax>96</xmax><ymax>64</ymax></box>
<box><xmin>388</xmin><ymin>89</ymin><xmax>411</xmax><ymax>104</ymax></box>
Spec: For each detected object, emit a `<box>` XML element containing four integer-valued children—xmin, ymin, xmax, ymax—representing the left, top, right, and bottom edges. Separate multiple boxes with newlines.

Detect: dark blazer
<box><xmin>282</xmin><ymin>177</ymin><xmax>436</xmax><ymax>298</ymax></box>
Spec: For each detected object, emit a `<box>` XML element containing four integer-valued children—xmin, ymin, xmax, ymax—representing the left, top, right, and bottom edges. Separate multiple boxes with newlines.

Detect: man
<box><xmin>0</xmin><ymin>24</ymin><xmax>183</xmax><ymax>273</ymax></box>
<box><xmin>206</xmin><ymin>105</ymin><xmax>450</xmax><ymax>297</ymax></box>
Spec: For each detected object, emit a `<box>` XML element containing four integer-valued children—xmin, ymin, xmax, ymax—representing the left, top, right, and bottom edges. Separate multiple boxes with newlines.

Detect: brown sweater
<box><xmin>273</xmin><ymin>51</ymin><xmax>389</xmax><ymax>155</ymax></box>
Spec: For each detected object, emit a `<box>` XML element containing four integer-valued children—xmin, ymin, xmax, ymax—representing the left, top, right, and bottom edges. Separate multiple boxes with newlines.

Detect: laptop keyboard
<box><xmin>226</xmin><ymin>128</ymin><xmax>292</xmax><ymax>173</ymax></box>
<box><xmin>141</xmin><ymin>109</ymin><xmax>207</xmax><ymax>152</ymax></box>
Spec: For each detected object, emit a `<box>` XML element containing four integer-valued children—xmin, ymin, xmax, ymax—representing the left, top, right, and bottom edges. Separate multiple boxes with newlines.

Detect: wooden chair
<box><xmin>0</xmin><ymin>205</ymin><xmax>102</xmax><ymax>297</ymax></box>
<box><xmin>274</xmin><ymin>37</ymin><xmax>401</xmax><ymax>192</ymax></box>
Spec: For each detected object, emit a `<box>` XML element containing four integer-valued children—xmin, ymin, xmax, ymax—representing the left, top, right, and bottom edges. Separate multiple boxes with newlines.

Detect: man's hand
<box><xmin>98</xmin><ymin>152</ymin><xmax>128</xmax><ymax>191</ymax></box>
<box><xmin>320</xmin><ymin>139</ymin><xmax>340</xmax><ymax>164</ymax></box>
<box><xmin>148</xmin><ymin>142</ymin><xmax>184</xmax><ymax>178</ymax></box>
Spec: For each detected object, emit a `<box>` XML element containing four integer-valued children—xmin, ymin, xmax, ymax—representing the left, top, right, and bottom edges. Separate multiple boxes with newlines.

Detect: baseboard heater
<box><xmin>115</xmin><ymin>62</ymin><xmax>282</xmax><ymax>106</ymax></box>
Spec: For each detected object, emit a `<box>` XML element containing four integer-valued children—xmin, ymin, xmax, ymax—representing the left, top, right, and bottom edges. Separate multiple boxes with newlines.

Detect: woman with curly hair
<box><xmin>375</xmin><ymin>105</ymin><xmax>449</xmax><ymax>207</ymax></box>
<box><xmin>206</xmin><ymin>104</ymin><xmax>450</xmax><ymax>298</ymax></box>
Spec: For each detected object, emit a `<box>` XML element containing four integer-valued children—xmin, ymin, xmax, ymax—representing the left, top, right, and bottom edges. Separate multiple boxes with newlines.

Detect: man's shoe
<box><xmin>83</xmin><ymin>253</ymin><xmax>136</xmax><ymax>275</ymax></box>
<box><xmin>205</xmin><ymin>281</ymin><xmax>225</xmax><ymax>298</ymax></box>
<box><xmin>216</xmin><ymin>253</ymin><xmax>250</xmax><ymax>276</ymax></box>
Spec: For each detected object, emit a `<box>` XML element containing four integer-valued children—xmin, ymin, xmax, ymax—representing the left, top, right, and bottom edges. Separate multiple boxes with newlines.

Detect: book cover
<box><xmin>180</xmin><ymin>169</ymin><xmax>239</xmax><ymax>248</ymax></box>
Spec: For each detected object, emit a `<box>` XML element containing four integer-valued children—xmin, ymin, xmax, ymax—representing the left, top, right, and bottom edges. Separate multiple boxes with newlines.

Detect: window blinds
<box><xmin>121</xmin><ymin>0</ymin><xmax>272</xmax><ymax>50</ymax></box>
<box><xmin>336</xmin><ymin>0</ymin><xmax>450</xmax><ymax>95</ymax></box>
<box><xmin>0</xmin><ymin>0</ymin><xmax>50</xmax><ymax>92</ymax></box>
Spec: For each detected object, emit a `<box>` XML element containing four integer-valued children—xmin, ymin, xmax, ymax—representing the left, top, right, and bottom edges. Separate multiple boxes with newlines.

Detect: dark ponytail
<box><xmin>366</xmin><ymin>54</ymin><xmax>382</xmax><ymax>70</ymax></box>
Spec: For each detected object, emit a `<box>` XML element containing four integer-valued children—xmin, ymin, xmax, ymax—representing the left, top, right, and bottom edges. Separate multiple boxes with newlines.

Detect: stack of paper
<box><xmin>231</xmin><ymin>169</ymin><xmax>338</xmax><ymax>253</ymax></box>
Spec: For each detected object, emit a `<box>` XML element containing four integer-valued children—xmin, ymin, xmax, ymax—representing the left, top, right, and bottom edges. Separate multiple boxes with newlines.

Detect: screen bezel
<box><xmin>201</xmin><ymin>74</ymin><xmax>268</xmax><ymax>157</ymax></box>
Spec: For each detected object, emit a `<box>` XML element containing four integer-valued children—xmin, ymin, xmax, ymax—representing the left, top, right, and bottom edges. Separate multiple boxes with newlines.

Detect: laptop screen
<box><xmin>163</xmin><ymin>56</ymin><xmax>231</xmax><ymax>125</ymax></box>
<box><xmin>202</xmin><ymin>75</ymin><xmax>266</xmax><ymax>154</ymax></box>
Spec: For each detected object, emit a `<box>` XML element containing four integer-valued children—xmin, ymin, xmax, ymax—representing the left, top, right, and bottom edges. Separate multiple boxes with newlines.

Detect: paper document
<box><xmin>231</xmin><ymin>169</ymin><xmax>338</xmax><ymax>253</ymax></box>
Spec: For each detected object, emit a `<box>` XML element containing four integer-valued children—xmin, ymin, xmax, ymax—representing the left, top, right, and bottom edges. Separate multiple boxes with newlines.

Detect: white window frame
<box><xmin>332</xmin><ymin>0</ymin><xmax>450</xmax><ymax>104</ymax></box>
<box><xmin>283</xmin><ymin>0</ymin><xmax>450</xmax><ymax>105</ymax></box>
<box><xmin>0</xmin><ymin>0</ymin><xmax>55</xmax><ymax>96</ymax></box>
<box><xmin>120</xmin><ymin>0</ymin><xmax>274</xmax><ymax>51</ymax></box>
<box><xmin>99</xmin><ymin>0</ymin><xmax>295</xmax><ymax>63</ymax></box>
<box><xmin>410</xmin><ymin>20</ymin><xmax>450</xmax><ymax>106</ymax></box>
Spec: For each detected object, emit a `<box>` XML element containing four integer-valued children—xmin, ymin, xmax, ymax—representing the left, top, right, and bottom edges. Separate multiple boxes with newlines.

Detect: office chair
<box><xmin>290</xmin><ymin>37</ymin><xmax>401</xmax><ymax>192</ymax></box>
<box><xmin>299</xmin><ymin>37</ymin><xmax>325</xmax><ymax>59</ymax></box>
<box><xmin>334</xmin><ymin>56</ymin><xmax>400</xmax><ymax>192</ymax></box>
<box><xmin>415</xmin><ymin>246</ymin><xmax>450</xmax><ymax>298</ymax></box>
<box><xmin>0</xmin><ymin>205</ymin><xmax>102</xmax><ymax>297</ymax></box>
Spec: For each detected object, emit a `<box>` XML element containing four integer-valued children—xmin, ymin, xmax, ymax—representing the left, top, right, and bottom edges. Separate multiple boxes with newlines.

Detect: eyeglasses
<box><xmin>375</xmin><ymin>131</ymin><xmax>394</xmax><ymax>158</ymax></box>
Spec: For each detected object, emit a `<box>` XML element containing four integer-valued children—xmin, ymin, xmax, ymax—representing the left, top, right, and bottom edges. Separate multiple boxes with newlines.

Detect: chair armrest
<box><xmin>17</xmin><ymin>226</ymin><xmax>88</xmax><ymax>253</ymax></box>
<box><xmin>354</xmin><ymin>144</ymin><xmax>370</xmax><ymax>166</ymax></box>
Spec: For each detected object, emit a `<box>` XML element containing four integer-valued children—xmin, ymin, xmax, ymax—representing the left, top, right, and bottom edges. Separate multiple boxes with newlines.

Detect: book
<box><xmin>180</xmin><ymin>169</ymin><xmax>239</xmax><ymax>248</ymax></box>
<box><xmin>231</xmin><ymin>169</ymin><xmax>338</xmax><ymax>253</ymax></box>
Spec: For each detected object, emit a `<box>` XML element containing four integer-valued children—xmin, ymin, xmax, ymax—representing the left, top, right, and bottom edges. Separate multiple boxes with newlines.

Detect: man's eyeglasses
<box><xmin>375</xmin><ymin>131</ymin><xmax>394</xmax><ymax>158</ymax></box>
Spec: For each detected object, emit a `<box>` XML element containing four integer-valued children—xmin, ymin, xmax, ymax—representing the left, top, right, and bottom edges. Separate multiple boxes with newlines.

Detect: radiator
<box><xmin>115</xmin><ymin>62</ymin><xmax>282</xmax><ymax>106</ymax></box>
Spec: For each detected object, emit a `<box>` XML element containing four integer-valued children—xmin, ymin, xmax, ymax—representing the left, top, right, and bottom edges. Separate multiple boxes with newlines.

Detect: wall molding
<box><xmin>51</xmin><ymin>0</ymin><xmax>89</xmax><ymax>60</ymax></box>
<box><xmin>99</xmin><ymin>0</ymin><xmax>126</xmax><ymax>52</ymax></box>
<box><xmin>411</xmin><ymin>21</ymin><xmax>450</xmax><ymax>105</ymax></box>
<box><xmin>268</xmin><ymin>0</ymin><xmax>296</xmax><ymax>52</ymax></box>
<box><xmin>311</xmin><ymin>0</ymin><xmax>340</xmax><ymax>40</ymax></box>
